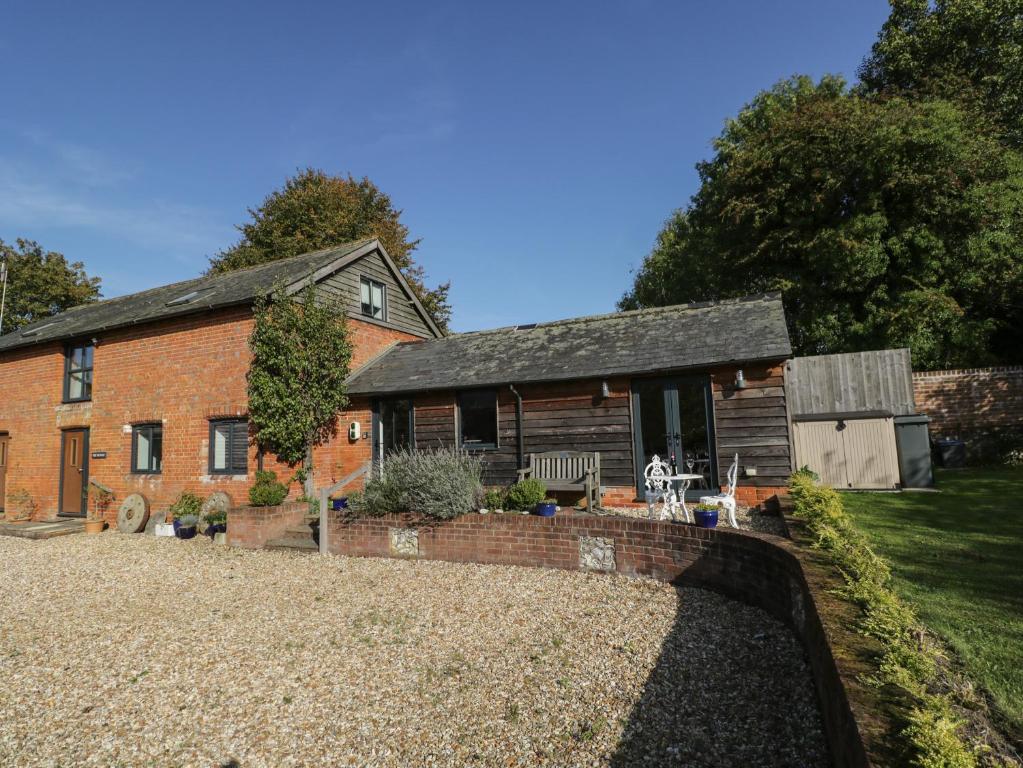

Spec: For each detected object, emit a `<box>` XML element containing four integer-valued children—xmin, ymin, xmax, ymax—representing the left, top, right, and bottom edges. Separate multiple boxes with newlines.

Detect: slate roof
<box><xmin>346</xmin><ymin>293</ymin><xmax>791</xmax><ymax>395</ymax></box>
<box><xmin>0</xmin><ymin>239</ymin><xmax>378</xmax><ymax>353</ymax></box>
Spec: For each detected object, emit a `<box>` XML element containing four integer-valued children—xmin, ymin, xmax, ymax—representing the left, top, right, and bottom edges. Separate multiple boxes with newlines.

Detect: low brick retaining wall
<box><xmin>227</xmin><ymin>501</ymin><xmax>307</xmax><ymax>549</ymax></box>
<box><xmin>324</xmin><ymin>510</ymin><xmax>883</xmax><ymax>767</ymax></box>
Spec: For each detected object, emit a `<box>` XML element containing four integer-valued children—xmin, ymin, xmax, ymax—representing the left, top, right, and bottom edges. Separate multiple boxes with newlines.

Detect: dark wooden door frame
<box><xmin>0</xmin><ymin>433</ymin><xmax>8</xmax><ymax>514</ymax></box>
<box><xmin>631</xmin><ymin>375</ymin><xmax>717</xmax><ymax>499</ymax></box>
<box><xmin>58</xmin><ymin>427</ymin><xmax>89</xmax><ymax>517</ymax></box>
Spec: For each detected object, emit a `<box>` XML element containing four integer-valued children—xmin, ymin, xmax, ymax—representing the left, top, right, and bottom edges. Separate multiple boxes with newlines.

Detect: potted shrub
<box><xmin>534</xmin><ymin>497</ymin><xmax>558</xmax><ymax>517</ymax></box>
<box><xmin>693</xmin><ymin>502</ymin><xmax>720</xmax><ymax>529</ymax></box>
<box><xmin>170</xmin><ymin>491</ymin><xmax>202</xmax><ymax>539</ymax></box>
<box><xmin>85</xmin><ymin>485</ymin><xmax>113</xmax><ymax>533</ymax></box>
<box><xmin>203</xmin><ymin>508</ymin><xmax>227</xmax><ymax>538</ymax></box>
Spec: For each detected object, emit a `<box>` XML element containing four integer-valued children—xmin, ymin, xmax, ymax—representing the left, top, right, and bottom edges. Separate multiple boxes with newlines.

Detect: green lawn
<box><xmin>842</xmin><ymin>467</ymin><xmax>1023</xmax><ymax>737</ymax></box>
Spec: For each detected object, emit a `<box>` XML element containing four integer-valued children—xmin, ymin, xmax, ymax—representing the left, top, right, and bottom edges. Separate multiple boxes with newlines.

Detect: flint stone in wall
<box><xmin>579</xmin><ymin>536</ymin><xmax>615</xmax><ymax>571</ymax></box>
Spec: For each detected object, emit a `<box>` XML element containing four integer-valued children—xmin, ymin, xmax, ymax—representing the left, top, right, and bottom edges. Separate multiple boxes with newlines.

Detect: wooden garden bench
<box><xmin>517</xmin><ymin>451</ymin><xmax>602</xmax><ymax>510</ymax></box>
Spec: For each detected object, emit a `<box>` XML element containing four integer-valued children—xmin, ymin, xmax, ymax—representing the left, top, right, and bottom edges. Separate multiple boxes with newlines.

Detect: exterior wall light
<box><xmin>735</xmin><ymin>369</ymin><xmax>747</xmax><ymax>389</ymax></box>
<box><xmin>600</xmin><ymin>380</ymin><xmax>611</xmax><ymax>399</ymax></box>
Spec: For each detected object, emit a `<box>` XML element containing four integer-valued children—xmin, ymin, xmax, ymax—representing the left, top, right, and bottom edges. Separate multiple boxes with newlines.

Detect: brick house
<box><xmin>0</xmin><ymin>238</ymin><xmax>794</xmax><ymax>523</ymax></box>
<box><xmin>0</xmin><ymin>239</ymin><xmax>440</xmax><ymax>521</ymax></box>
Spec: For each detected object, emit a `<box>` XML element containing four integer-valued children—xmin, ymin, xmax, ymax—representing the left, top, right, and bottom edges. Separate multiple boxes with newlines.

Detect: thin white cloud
<box><xmin>0</xmin><ymin>160</ymin><xmax>227</xmax><ymax>260</ymax></box>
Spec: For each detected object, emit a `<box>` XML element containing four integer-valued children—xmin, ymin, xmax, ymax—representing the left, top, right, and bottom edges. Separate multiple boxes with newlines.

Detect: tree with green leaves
<box><xmin>210</xmin><ymin>168</ymin><xmax>451</xmax><ymax>330</ymax></box>
<box><xmin>859</xmin><ymin>0</ymin><xmax>1023</xmax><ymax>146</ymax></box>
<box><xmin>621</xmin><ymin>76</ymin><xmax>1023</xmax><ymax>369</ymax></box>
<box><xmin>0</xmin><ymin>238</ymin><xmax>101</xmax><ymax>334</ymax></box>
<box><xmin>247</xmin><ymin>283</ymin><xmax>353</xmax><ymax>496</ymax></box>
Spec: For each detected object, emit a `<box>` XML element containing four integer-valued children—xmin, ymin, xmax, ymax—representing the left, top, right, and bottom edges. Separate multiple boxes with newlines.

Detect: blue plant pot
<box><xmin>694</xmin><ymin>508</ymin><xmax>719</xmax><ymax>528</ymax></box>
<box><xmin>332</xmin><ymin>497</ymin><xmax>349</xmax><ymax>511</ymax></box>
<box><xmin>205</xmin><ymin>523</ymin><xmax>226</xmax><ymax>538</ymax></box>
<box><xmin>175</xmin><ymin>524</ymin><xmax>198</xmax><ymax>540</ymax></box>
<box><xmin>533</xmin><ymin>502</ymin><xmax>557</xmax><ymax>517</ymax></box>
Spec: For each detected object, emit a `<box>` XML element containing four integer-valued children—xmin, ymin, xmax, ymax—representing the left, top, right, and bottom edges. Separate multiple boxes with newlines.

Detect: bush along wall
<box><xmin>789</xmin><ymin>473</ymin><xmax>987</xmax><ymax>768</ymax></box>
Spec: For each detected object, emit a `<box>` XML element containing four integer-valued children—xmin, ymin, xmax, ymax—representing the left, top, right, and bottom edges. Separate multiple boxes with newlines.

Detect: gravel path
<box><xmin>0</xmin><ymin>533</ymin><xmax>825</xmax><ymax>767</ymax></box>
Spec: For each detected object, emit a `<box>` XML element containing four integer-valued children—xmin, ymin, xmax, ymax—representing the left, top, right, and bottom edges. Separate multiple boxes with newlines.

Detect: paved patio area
<box><xmin>0</xmin><ymin>533</ymin><xmax>827</xmax><ymax>767</ymax></box>
<box><xmin>0</xmin><ymin>517</ymin><xmax>84</xmax><ymax>539</ymax></box>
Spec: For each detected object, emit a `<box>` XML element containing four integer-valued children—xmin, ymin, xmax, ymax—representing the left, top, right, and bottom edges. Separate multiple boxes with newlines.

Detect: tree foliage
<box><xmin>247</xmin><ymin>283</ymin><xmax>353</xmax><ymax>483</ymax></box>
<box><xmin>621</xmin><ymin>76</ymin><xmax>1023</xmax><ymax>369</ymax></box>
<box><xmin>859</xmin><ymin>0</ymin><xmax>1023</xmax><ymax>146</ymax></box>
<box><xmin>209</xmin><ymin>168</ymin><xmax>451</xmax><ymax>330</ymax></box>
<box><xmin>0</xmin><ymin>238</ymin><xmax>101</xmax><ymax>333</ymax></box>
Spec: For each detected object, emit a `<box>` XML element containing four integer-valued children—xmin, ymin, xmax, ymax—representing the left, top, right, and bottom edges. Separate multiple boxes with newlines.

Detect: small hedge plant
<box><xmin>170</xmin><ymin>491</ymin><xmax>202</xmax><ymax>521</ymax></box>
<box><xmin>504</xmin><ymin>478</ymin><xmax>546</xmax><ymax>510</ymax></box>
<box><xmin>248</xmin><ymin>470</ymin><xmax>289</xmax><ymax>507</ymax></box>
<box><xmin>352</xmin><ymin>447</ymin><xmax>484</xmax><ymax>520</ymax></box>
<box><xmin>789</xmin><ymin>473</ymin><xmax>978</xmax><ymax>767</ymax></box>
<box><xmin>481</xmin><ymin>489</ymin><xmax>505</xmax><ymax>510</ymax></box>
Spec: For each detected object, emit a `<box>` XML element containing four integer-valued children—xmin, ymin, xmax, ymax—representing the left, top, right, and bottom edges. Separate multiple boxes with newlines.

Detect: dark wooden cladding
<box><xmin>398</xmin><ymin>365</ymin><xmax>792</xmax><ymax>492</ymax></box>
<box><xmin>406</xmin><ymin>378</ymin><xmax>635</xmax><ymax>489</ymax></box>
<box><xmin>711</xmin><ymin>364</ymin><xmax>792</xmax><ymax>487</ymax></box>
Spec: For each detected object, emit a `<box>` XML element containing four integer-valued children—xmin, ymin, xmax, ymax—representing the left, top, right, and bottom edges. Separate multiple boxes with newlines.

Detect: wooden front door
<box><xmin>0</xmin><ymin>434</ymin><xmax>8</xmax><ymax>513</ymax></box>
<box><xmin>60</xmin><ymin>428</ymin><xmax>89</xmax><ymax>516</ymax></box>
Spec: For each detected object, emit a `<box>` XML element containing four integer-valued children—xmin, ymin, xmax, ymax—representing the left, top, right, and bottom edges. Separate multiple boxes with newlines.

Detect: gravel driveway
<box><xmin>0</xmin><ymin>533</ymin><xmax>827</xmax><ymax>767</ymax></box>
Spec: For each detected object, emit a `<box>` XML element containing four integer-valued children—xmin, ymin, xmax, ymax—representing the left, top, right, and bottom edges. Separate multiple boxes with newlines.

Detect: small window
<box><xmin>209</xmin><ymin>419</ymin><xmax>248</xmax><ymax>475</ymax></box>
<box><xmin>458</xmin><ymin>390</ymin><xmax>498</xmax><ymax>450</ymax></box>
<box><xmin>360</xmin><ymin>277</ymin><xmax>386</xmax><ymax>320</ymax></box>
<box><xmin>132</xmin><ymin>424</ymin><xmax>163</xmax><ymax>474</ymax></box>
<box><xmin>63</xmin><ymin>342</ymin><xmax>94</xmax><ymax>402</ymax></box>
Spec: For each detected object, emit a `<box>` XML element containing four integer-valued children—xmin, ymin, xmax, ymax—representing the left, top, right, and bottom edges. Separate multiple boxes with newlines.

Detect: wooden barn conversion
<box><xmin>345</xmin><ymin>293</ymin><xmax>795</xmax><ymax>508</ymax></box>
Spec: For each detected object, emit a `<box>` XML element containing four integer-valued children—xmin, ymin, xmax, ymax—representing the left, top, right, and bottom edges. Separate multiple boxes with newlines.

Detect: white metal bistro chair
<box><xmin>644</xmin><ymin>454</ymin><xmax>689</xmax><ymax>523</ymax></box>
<box><xmin>700</xmin><ymin>453</ymin><xmax>739</xmax><ymax>528</ymax></box>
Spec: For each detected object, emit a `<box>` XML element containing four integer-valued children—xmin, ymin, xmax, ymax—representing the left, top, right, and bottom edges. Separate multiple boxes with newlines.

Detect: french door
<box><xmin>632</xmin><ymin>376</ymin><xmax>716</xmax><ymax>499</ymax></box>
<box><xmin>372</xmin><ymin>398</ymin><xmax>413</xmax><ymax>465</ymax></box>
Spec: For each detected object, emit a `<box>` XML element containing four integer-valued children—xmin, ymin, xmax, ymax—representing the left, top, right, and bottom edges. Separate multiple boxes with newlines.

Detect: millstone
<box><xmin>117</xmin><ymin>493</ymin><xmax>150</xmax><ymax>534</ymax></box>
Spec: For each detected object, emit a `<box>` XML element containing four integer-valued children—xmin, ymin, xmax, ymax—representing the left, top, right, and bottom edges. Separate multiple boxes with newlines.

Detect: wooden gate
<box><xmin>792</xmin><ymin>417</ymin><xmax>900</xmax><ymax>489</ymax></box>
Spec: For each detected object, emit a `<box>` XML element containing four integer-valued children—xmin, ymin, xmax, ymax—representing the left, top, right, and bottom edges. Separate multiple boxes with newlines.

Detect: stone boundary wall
<box><xmin>323</xmin><ymin>510</ymin><xmax>885</xmax><ymax>767</ymax></box>
<box><xmin>913</xmin><ymin>366</ymin><xmax>1023</xmax><ymax>447</ymax></box>
<box><xmin>227</xmin><ymin>501</ymin><xmax>307</xmax><ymax>549</ymax></box>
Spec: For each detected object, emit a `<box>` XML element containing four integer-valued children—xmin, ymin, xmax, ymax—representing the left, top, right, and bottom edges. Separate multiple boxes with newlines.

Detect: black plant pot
<box><xmin>310</xmin><ymin>519</ymin><xmax>320</xmax><ymax>546</ymax></box>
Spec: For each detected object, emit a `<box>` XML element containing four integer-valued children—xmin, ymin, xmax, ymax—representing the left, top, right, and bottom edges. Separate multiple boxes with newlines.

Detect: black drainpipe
<box><xmin>508</xmin><ymin>384</ymin><xmax>524</xmax><ymax>470</ymax></box>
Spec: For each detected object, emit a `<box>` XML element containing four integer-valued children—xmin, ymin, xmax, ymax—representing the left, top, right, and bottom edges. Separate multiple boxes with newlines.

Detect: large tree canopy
<box><xmin>0</xmin><ymin>238</ymin><xmax>101</xmax><ymax>333</ymax></box>
<box><xmin>210</xmin><ymin>169</ymin><xmax>451</xmax><ymax>330</ymax></box>
<box><xmin>621</xmin><ymin>76</ymin><xmax>1023</xmax><ymax>369</ymax></box>
<box><xmin>859</xmin><ymin>0</ymin><xmax>1023</xmax><ymax>146</ymax></box>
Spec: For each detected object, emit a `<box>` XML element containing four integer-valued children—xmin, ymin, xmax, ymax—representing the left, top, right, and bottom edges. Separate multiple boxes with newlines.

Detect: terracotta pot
<box><xmin>84</xmin><ymin>519</ymin><xmax>105</xmax><ymax>534</ymax></box>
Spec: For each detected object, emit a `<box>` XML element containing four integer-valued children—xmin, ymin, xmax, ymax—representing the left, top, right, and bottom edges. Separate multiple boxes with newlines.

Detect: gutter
<box><xmin>509</xmin><ymin>384</ymin><xmax>524</xmax><ymax>470</ymax></box>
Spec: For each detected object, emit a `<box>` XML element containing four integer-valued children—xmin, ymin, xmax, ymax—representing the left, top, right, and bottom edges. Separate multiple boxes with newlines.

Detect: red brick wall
<box><xmin>0</xmin><ymin>309</ymin><xmax>420</xmax><ymax>521</ymax></box>
<box><xmin>227</xmin><ymin>501</ymin><xmax>308</xmax><ymax>549</ymax></box>
<box><xmin>913</xmin><ymin>366</ymin><xmax>1023</xmax><ymax>443</ymax></box>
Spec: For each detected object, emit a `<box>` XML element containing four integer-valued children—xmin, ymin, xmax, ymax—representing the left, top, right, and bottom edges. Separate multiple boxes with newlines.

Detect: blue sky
<box><xmin>1</xmin><ymin>1</ymin><xmax>891</xmax><ymax>332</ymax></box>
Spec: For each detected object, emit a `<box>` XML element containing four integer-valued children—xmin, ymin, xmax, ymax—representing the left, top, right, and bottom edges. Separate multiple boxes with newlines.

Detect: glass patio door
<box><xmin>632</xmin><ymin>376</ymin><xmax>716</xmax><ymax>499</ymax></box>
<box><xmin>374</xmin><ymin>398</ymin><xmax>413</xmax><ymax>465</ymax></box>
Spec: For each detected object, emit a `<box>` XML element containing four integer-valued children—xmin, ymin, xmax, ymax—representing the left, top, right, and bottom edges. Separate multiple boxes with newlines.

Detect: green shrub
<box><xmin>789</xmin><ymin>473</ymin><xmax>977</xmax><ymax>767</ymax></box>
<box><xmin>504</xmin><ymin>478</ymin><xmax>546</xmax><ymax>510</ymax></box>
<box><xmin>170</xmin><ymin>491</ymin><xmax>202</xmax><ymax>521</ymax></box>
<box><xmin>248</xmin><ymin>470</ymin><xmax>289</xmax><ymax>507</ymax></box>
<box><xmin>481</xmin><ymin>489</ymin><xmax>505</xmax><ymax>510</ymax></box>
<box><xmin>351</xmin><ymin>448</ymin><xmax>484</xmax><ymax>520</ymax></box>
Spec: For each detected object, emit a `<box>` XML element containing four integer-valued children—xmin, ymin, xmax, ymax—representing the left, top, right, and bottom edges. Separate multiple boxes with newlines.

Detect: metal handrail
<box><xmin>318</xmin><ymin>462</ymin><xmax>371</xmax><ymax>555</ymax></box>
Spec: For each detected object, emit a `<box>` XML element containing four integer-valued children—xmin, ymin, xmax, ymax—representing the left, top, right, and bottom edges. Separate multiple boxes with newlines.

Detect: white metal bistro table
<box><xmin>650</xmin><ymin>473</ymin><xmax>704</xmax><ymax>523</ymax></box>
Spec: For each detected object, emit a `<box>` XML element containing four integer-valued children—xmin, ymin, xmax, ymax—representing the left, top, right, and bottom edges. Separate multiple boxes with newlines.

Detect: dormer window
<box><xmin>63</xmin><ymin>342</ymin><xmax>94</xmax><ymax>402</ymax></box>
<box><xmin>360</xmin><ymin>277</ymin><xmax>386</xmax><ymax>321</ymax></box>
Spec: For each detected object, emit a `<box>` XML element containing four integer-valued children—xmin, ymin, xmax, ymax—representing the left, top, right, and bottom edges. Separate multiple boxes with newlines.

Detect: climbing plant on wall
<box><xmin>247</xmin><ymin>282</ymin><xmax>353</xmax><ymax>493</ymax></box>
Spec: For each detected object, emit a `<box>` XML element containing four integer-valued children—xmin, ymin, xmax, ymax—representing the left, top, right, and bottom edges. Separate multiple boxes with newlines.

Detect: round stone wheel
<box><xmin>117</xmin><ymin>493</ymin><xmax>150</xmax><ymax>534</ymax></box>
<box><xmin>201</xmin><ymin>492</ymin><xmax>232</xmax><ymax>519</ymax></box>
